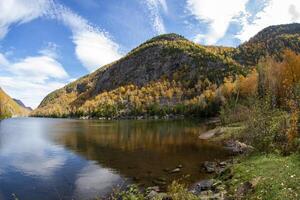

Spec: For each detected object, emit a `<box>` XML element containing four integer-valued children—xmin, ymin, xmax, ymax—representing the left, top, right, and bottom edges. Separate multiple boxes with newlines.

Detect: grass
<box><xmin>109</xmin><ymin>182</ymin><xmax>199</xmax><ymax>200</ymax></box>
<box><xmin>225</xmin><ymin>154</ymin><xmax>300</xmax><ymax>200</ymax></box>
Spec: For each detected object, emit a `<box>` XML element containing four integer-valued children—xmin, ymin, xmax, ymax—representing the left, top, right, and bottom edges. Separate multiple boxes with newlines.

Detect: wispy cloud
<box><xmin>47</xmin><ymin>3</ymin><xmax>122</xmax><ymax>72</ymax></box>
<box><xmin>186</xmin><ymin>0</ymin><xmax>248</xmax><ymax>45</ymax></box>
<box><xmin>0</xmin><ymin>0</ymin><xmax>51</xmax><ymax>39</ymax></box>
<box><xmin>144</xmin><ymin>0</ymin><xmax>167</xmax><ymax>34</ymax></box>
<box><xmin>237</xmin><ymin>0</ymin><xmax>300</xmax><ymax>42</ymax></box>
<box><xmin>39</xmin><ymin>42</ymin><xmax>60</xmax><ymax>59</ymax></box>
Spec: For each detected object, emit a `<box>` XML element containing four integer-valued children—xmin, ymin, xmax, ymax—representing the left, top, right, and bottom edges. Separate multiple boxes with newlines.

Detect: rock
<box><xmin>147</xmin><ymin>186</ymin><xmax>160</xmax><ymax>192</ymax></box>
<box><xmin>177</xmin><ymin>164</ymin><xmax>183</xmax><ymax>168</ymax></box>
<box><xmin>212</xmin><ymin>180</ymin><xmax>222</xmax><ymax>189</ymax></box>
<box><xmin>205</xmin><ymin>117</ymin><xmax>221</xmax><ymax>125</ymax></box>
<box><xmin>146</xmin><ymin>190</ymin><xmax>159</xmax><ymax>200</ymax></box>
<box><xmin>218</xmin><ymin>167</ymin><xmax>233</xmax><ymax>181</ymax></box>
<box><xmin>224</xmin><ymin>140</ymin><xmax>254</xmax><ymax>155</ymax></box>
<box><xmin>170</xmin><ymin>168</ymin><xmax>181</xmax><ymax>173</ymax></box>
<box><xmin>157</xmin><ymin>177</ymin><xmax>166</xmax><ymax>182</ymax></box>
<box><xmin>198</xmin><ymin>190</ymin><xmax>226</xmax><ymax>200</ymax></box>
<box><xmin>236</xmin><ymin>181</ymin><xmax>253</xmax><ymax>199</ymax></box>
<box><xmin>163</xmin><ymin>168</ymin><xmax>170</xmax><ymax>172</ymax></box>
<box><xmin>137</xmin><ymin>116</ymin><xmax>144</xmax><ymax>120</ymax></box>
<box><xmin>199</xmin><ymin>128</ymin><xmax>223</xmax><ymax>140</ymax></box>
<box><xmin>219</xmin><ymin>161</ymin><xmax>227</xmax><ymax>167</ymax></box>
<box><xmin>190</xmin><ymin>179</ymin><xmax>214</xmax><ymax>195</ymax></box>
<box><xmin>202</xmin><ymin>161</ymin><xmax>217</xmax><ymax>173</ymax></box>
<box><xmin>216</xmin><ymin>167</ymin><xmax>227</xmax><ymax>175</ymax></box>
<box><xmin>152</xmin><ymin>178</ymin><xmax>167</xmax><ymax>186</ymax></box>
<box><xmin>236</xmin><ymin>177</ymin><xmax>261</xmax><ymax>199</ymax></box>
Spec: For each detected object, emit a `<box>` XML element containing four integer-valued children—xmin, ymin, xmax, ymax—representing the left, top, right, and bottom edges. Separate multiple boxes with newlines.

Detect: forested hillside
<box><xmin>0</xmin><ymin>88</ymin><xmax>31</xmax><ymax>118</ymax></box>
<box><xmin>32</xmin><ymin>23</ymin><xmax>300</xmax><ymax>119</ymax></box>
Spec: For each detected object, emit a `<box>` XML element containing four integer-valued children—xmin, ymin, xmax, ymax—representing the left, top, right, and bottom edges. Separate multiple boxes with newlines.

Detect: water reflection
<box><xmin>74</xmin><ymin>162</ymin><xmax>121</xmax><ymax>199</ymax></box>
<box><xmin>0</xmin><ymin>118</ymin><xmax>228</xmax><ymax>200</ymax></box>
<box><xmin>0</xmin><ymin>118</ymin><xmax>66</xmax><ymax>177</ymax></box>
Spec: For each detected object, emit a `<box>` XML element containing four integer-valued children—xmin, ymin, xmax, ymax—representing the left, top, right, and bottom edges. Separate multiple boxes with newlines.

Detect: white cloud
<box><xmin>39</xmin><ymin>42</ymin><xmax>59</xmax><ymax>59</ymax></box>
<box><xmin>193</xmin><ymin>34</ymin><xmax>205</xmax><ymax>44</ymax></box>
<box><xmin>187</xmin><ymin>0</ymin><xmax>248</xmax><ymax>45</ymax></box>
<box><xmin>237</xmin><ymin>0</ymin><xmax>300</xmax><ymax>42</ymax></box>
<box><xmin>0</xmin><ymin>0</ymin><xmax>50</xmax><ymax>39</ymax></box>
<box><xmin>145</xmin><ymin>0</ymin><xmax>167</xmax><ymax>34</ymax></box>
<box><xmin>0</xmin><ymin>51</ymin><xmax>69</xmax><ymax>108</ymax></box>
<box><xmin>74</xmin><ymin>31</ymin><xmax>121</xmax><ymax>72</ymax></box>
<box><xmin>46</xmin><ymin>3</ymin><xmax>123</xmax><ymax>72</ymax></box>
<box><xmin>0</xmin><ymin>53</ymin><xmax>9</xmax><ymax>66</ymax></box>
<box><xmin>10</xmin><ymin>56</ymin><xmax>68</xmax><ymax>83</ymax></box>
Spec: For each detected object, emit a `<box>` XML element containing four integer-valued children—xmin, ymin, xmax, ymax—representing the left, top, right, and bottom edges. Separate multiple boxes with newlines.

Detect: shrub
<box><xmin>241</xmin><ymin>96</ymin><xmax>288</xmax><ymax>153</ymax></box>
<box><xmin>220</xmin><ymin>98</ymin><xmax>251</xmax><ymax>125</ymax></box>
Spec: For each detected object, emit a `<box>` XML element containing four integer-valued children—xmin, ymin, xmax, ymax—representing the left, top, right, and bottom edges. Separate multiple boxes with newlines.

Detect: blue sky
<box><xmin>0</xmin><ymin>0</ymin><xmax>299</xmax><ymax>108</ymax></box>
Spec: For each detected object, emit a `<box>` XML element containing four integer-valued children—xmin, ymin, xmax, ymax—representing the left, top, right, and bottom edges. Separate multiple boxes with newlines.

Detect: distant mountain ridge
<box><xmin>0</xmin><ymin>88</ymin><xmax>31</xmax><ymax>118</ymax></box>
<box><xmin>13</xmin><ymin>98</ymin><xmax>33</xmax><ymax>111</ymax></box>
<box><xmin>32</xmin><ymin>23</ymin><xmax>300</xmax><ymax>118</ymax></box>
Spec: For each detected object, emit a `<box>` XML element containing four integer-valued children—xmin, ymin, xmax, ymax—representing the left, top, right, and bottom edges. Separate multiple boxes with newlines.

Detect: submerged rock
<box><xmin>177</xmin><ymin>164</ymin><xmax>183</xmax><ymax>168</ymax></box>
<box><xmin>152</xmin><ymin>179</ymin><xmax>167</xmax><ymax>186</ymax></box>
<box><xmin>170</xmin><ymin>168</ymin><xmax>181</xmax><ymax>173</ymax></box>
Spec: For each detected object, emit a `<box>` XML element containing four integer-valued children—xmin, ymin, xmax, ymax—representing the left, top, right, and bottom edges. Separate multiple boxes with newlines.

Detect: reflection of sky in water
<box><xmin>0</xmin><ymin>118</ymin><xmax>228</xmax><ymax>200</ymax></box>
<box><xmin>0</xmin><ymin>118</ymin><xmax>123</xmax><ymax>200</ymax></box>
<box><xmin>74</xmin><ymin>162</ymin><xmax>122</xmax><ymax>199</ymax></box>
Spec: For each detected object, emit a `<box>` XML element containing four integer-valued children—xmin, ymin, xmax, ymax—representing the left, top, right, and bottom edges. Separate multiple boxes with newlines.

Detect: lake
<box><xmin>0</xmin><ymin>118</ymin><xmax>229</xmax><ymax>200</ymax></box>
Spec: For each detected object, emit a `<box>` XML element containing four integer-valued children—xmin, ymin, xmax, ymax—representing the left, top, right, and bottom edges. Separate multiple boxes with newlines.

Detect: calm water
<box><xmin>0</xmin><ymin>118</ymin><xmax>228</xmax><ymax>200</ymax></box>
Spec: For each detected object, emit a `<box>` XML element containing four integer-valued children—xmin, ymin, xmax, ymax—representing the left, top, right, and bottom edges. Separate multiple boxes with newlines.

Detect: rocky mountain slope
<box><xmin>32</xmin><ymin>23</ymin><xmax>300</xmax><ymax>118</ymax></box>
<box><xmin>0</xmin><ymin>88</ymin><xmax>31</xmax><ymax>118</ymax></box>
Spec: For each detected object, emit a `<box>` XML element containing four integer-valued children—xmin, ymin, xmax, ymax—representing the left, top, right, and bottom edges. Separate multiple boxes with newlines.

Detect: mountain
<box><xmin>13</xmin><ymin>98</ymin><xmax>33</xmax><ymax>111</ymax></box>
<box><xmin>234</xmin><ymin>23</ymin><xmax>300</xmax><ymax>66</ymax></box>
<box><xmin>0</xmin><ymin>88</ymin><xmax>31</xmax><ymax>118</ymax></box>
<box><xmin>32</xmin><ymin>23</ymin><xmax>300</xmax><ymax>118</ymax></box>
